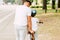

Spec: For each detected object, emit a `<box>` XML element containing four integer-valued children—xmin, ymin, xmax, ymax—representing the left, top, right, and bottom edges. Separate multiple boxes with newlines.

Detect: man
<box><xmin>14</xmin><ymin>1</ymin><xmax>34</xmax><ymax>40</ymax></box>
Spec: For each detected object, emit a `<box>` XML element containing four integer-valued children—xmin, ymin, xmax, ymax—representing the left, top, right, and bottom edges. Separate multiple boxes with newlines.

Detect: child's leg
<box><xmin>27</xmin><ymin>34</ymin><xmax>31</xmax><ymax>40</ymax></box>
<box><xmin>34</xmin><ymin>32</ymin><xmax>38</xmax><ymax>40</ymax></box>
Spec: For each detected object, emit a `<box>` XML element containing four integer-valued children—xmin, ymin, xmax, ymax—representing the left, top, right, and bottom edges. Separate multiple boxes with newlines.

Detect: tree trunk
<box><xmin>52</xmin><ymin>0</ymin><xmax>55</xmax><ymax>9</ymax></box>
<box><xmin>43</xmin><ymin>0</ymin><xmax>47</xmax><ymax>9</ymax></box>
<box><xmin>58</xmin><ymin>0</ymin><xmax>60</xmax><ymax>8</ymax></box>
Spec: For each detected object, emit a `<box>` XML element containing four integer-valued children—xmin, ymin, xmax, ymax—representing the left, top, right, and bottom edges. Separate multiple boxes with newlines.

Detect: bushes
<box><xmin>31</xmin><ymin>5</ymin><xmax>51</xmax><ymax>9</ymax></box>
<box><xmin>31</xmin><ymin>6</ymin><xmax>43</xmax><ymax>8</ymax></box>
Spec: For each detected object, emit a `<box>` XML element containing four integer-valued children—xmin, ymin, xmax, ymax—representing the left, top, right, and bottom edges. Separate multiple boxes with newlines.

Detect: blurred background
<box><xmin>0</xmin><ymin>0</ymin><xmax>60</xmax><ymax>40</ymax></box>
<box><xmin>0</xmin><ymin>0</ymin><xmax>60</xmax><ymax>13</ymax></box>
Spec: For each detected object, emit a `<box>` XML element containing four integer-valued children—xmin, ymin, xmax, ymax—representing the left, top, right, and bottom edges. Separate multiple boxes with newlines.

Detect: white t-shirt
<box><xmin>32</xmin><ymin>17</ymin><xmax>39</xmax><ymax>31</ymax></box>
<box><xmin>14</xmin><ymin>5</ymin><xmax>31</xmax><ymax>26</ymax></box>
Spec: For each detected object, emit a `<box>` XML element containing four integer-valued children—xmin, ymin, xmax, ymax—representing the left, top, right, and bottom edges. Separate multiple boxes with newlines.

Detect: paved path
<box><xmin>0</xmin><ymin>5</ymin><xmax>17</xmax><ymax>40</ymax></box>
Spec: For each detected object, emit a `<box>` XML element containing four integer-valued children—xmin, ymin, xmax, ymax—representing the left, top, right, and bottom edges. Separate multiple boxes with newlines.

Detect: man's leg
<box><xmin>14</xmin><ymin>25</ymin><xmax>27</xmax><ymax>40</ymax></box>
<box><xmin>18</xmin><ymin>29</ymin><xmax>27</xmax><ymax>40</ymax></box>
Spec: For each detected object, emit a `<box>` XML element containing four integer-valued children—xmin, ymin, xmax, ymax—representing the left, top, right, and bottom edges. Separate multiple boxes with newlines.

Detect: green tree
<box><xmin>47</xmin><ymin>0</ymin><xmax>50</xmax><ymax>4</ymax></box>
<box><xmin>3</xmin><ymin>0</ymin><xmax>15</xmax><ymax>3</ymax></box>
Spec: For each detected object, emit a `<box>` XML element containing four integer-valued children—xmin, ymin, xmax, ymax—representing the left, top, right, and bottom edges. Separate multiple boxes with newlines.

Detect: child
<box><xmin>27</xmin><ymin>10</ymin><xmax>39</xmax><ymax>40</ymax></box>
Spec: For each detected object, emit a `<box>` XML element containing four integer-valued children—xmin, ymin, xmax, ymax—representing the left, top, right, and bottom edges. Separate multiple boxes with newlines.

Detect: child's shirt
<box><xmin>31</xmin><ymin>17</ymin><xmax>39</xmax><ymax>32</ymax></box>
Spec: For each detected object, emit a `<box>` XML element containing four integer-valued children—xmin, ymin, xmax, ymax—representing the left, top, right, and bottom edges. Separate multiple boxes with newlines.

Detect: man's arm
<box><xmin>27</xmin><ymin>16</ymin><xmax>32</xmax><ymax>31</ymax></box>
<box><xmin>27</xmin><ymin>16</ymin><xmax>34</xmax><ymax>33</ymax></box>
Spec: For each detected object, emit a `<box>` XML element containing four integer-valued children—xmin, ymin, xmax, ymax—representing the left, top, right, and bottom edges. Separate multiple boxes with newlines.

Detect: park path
<box><xmin>37</xmin><ymin>13</ymin><xmax>60</xmax><ymax>40</ymax></box>
<box><xmin>0</xmin><ymin>5</ymin><xmax>16</xmax><ymax>40</ymax></box>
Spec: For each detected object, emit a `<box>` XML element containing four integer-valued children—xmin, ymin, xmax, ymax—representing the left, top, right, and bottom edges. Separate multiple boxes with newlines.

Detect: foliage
<box><xmin>41</xmin><ymin>0</ymin><xmax>50</xmax><ymax>4</ymax></box>
<box><xmin>47</xmin><ymin>0</ymin><xmax>50</xmax><ymax>4</ymax></box>
<box><xmin>31</xmin><ymin>6</ymin><xmax>43</xmax><ymax>8</ymax></box>
<box><xmin>3</xmin><ymin>0</ymin><xmax>15</xmax><ymax>3</ymax></box>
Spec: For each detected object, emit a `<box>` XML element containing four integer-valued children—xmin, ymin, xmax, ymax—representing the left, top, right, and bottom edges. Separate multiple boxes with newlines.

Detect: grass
<box><xmin>36</xmin><ymin>13</ymin><xmax>60</xmax><ymax>40</ymax></box>
<box><xmin>31</xmin><ymin>5</ymin><xmax>60</xmax><ymax>14</ymax></box>
<box><xmin>32</xmin><ymin>8</ymin><xmax>60</xmax><ymax>14</ymax></box>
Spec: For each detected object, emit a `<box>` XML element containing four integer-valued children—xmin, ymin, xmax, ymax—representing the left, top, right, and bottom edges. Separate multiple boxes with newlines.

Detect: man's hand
<box><xmin>28</xmin><ymin>30</ymin><xmax>35</xmax><ymax>34</ymax></box>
